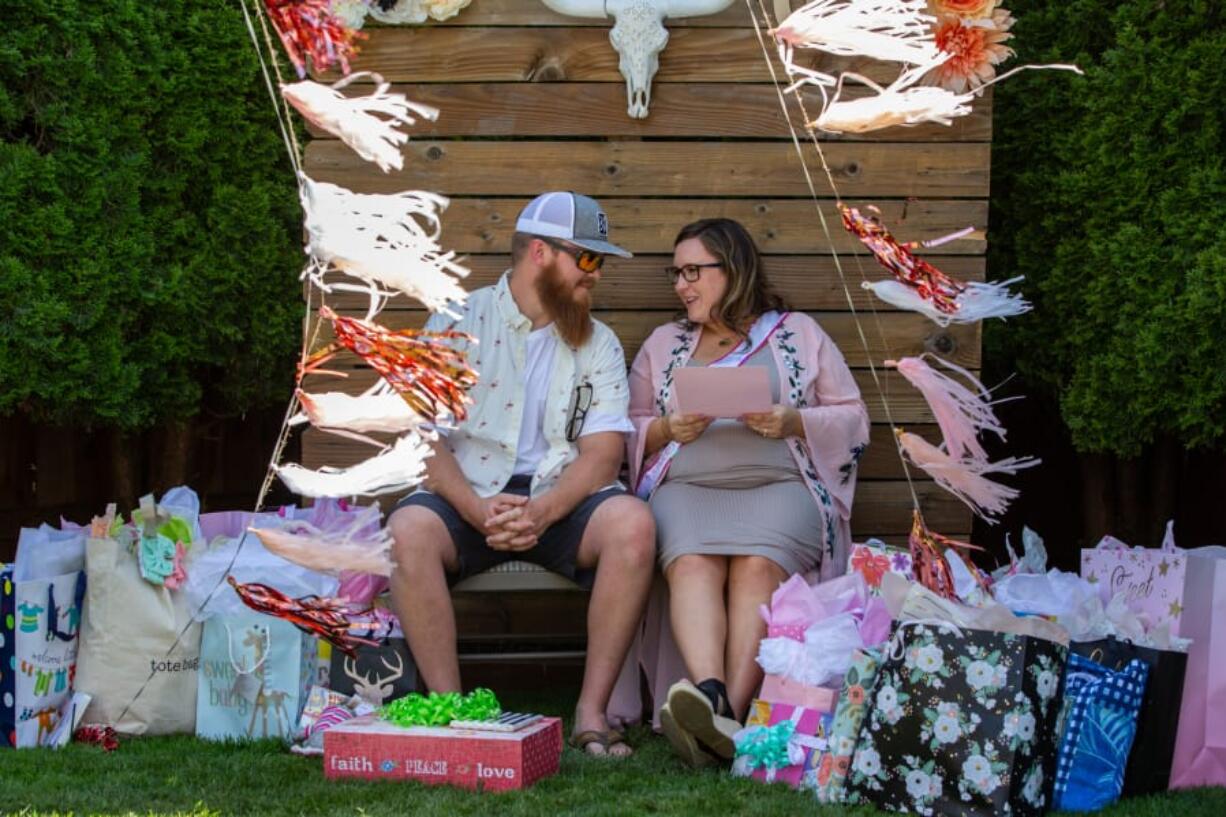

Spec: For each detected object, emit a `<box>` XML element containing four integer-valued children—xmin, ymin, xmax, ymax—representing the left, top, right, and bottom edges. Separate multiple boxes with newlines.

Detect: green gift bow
<box><xmin>380</xmin><ymin>688</ymin><xmax>501</xmax><ymax>727</ymax></box>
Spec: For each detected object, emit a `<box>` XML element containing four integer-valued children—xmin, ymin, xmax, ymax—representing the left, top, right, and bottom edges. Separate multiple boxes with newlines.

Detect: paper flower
<box><xmin>423</xmin><ymin>0</ymin><xmax>472</xmax><ymax>20</ymax></box>
<box><xmin>926</xmin><ymin>0</ymin><xmax>996</xmax><ymax>19</ymax></box>
<box><xmin>924</xmin><ymin>10</ymin><xmax>1016</xmax><ymax>92</ymax></box>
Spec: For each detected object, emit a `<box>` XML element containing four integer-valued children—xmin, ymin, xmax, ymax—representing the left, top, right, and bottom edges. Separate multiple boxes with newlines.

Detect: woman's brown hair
<box><xmin>673</xmin><ymin>218</ymin><xmax>788</xmax><ymax>333</ymax></box>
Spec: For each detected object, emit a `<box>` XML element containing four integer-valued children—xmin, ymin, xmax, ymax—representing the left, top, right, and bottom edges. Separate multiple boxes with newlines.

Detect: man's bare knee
<box><xmin>388</xmin><ymin>504</ymin><xmax>456</xmax><ymax>573</ymax></box>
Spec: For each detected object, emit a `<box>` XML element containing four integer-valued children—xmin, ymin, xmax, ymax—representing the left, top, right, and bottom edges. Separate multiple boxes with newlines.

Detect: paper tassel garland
<box><xmin>896</xmin><ymin>429</ymin><xmax>1038</xmax><ymax>523</ymax></box>
<box><xmin>275</xmin><ymin>433</ymin><xmax>431</xmax><ymax>497</ymax></box>
<box><xmin>308</xmin><ymin>306</ymin><xmax>477</xmax><ymax>424</ymax></box>
<box><xmin>282</xmin><ymin>74</ymin><xmax>438</xmax><ymax>173</ymax></box>
<box><xmin>886</xmin><ymin>354</ymin><xmax>1005</xmax><ymax>462</ymax></box>
<box><xmin>300</xmin><ymin>175</ymin><xmax>469</xmax><ymax>316</ymax></box>
<box><xmin>294</xmin><ymin>386</ymin><xmax>426</xmax><ymax>435</ymax></box>
<box><xmin>908</xmin><ymin>509</ymin><xmax>987</xmax><ymax>600</ymax></box>
<box><xmin>227</xmin><ymin>576</ymin><xmax>378</xmax><ymax>656</ymax></box>
<box><xmin>265</xmin><ymin>0</ymin><xmax>363</xmax><ymax>78</ymax></box>
<box><xmin>862</xmin><ymin>278</ymin><xmax>1032</xmax><ymax>325</ymax></box>
<box><xmin>251</xmin><ymin>502</ymin><xmax>395</xmax><ymax>576</ymax></box>
<box><xmin>775</xmin><ymin>0</ymin><xmax>943</xmax><ymax>92</ymax></box>
<box><xmin>841</xmin><ymin>203</ymin><xmax>967</xmax><ymax>313</ymax></box>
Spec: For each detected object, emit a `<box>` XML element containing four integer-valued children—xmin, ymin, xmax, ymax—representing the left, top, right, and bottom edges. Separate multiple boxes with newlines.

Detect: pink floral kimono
<box><xmin>606</xmin><ymin>311</ymin><xmax>870</xmax><ymax>729</ymax></box>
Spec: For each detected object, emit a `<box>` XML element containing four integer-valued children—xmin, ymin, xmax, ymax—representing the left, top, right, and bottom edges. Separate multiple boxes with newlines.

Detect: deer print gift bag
<box><xmin>196</xmin><ymin>611</ymin><xmax>315</xmax><ymax>742</ymax></box>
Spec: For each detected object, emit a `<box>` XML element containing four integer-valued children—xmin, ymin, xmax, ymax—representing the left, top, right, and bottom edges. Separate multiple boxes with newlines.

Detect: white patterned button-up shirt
<box><xmin>425</xmin><ymin>272</ymin><xmax>633</xmax><ymax>498</ymax></box>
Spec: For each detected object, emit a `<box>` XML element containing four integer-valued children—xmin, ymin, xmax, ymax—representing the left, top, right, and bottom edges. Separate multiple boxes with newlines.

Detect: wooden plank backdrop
<box><xmin>302</xmin><ymin>0</ymin><xmax>993</xmax><ymax>543</ymax></box>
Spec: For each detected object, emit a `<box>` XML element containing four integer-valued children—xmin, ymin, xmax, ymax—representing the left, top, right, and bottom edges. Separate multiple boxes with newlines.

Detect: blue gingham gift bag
<box><xmin>1050</xmin><ymin>653</ymin><xmax>1148</xmax><ymax>811</ymax></box>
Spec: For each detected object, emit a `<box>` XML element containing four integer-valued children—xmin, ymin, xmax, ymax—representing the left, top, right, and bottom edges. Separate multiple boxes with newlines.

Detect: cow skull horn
<box><xmin>541</xmin><ymin>0</ymin><xmax>737</xmax><ymax>118</ymax></box>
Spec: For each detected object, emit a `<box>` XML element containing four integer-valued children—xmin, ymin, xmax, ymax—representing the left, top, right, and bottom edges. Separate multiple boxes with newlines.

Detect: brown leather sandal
<box><xmin>568</xmin><ymin>728</ymin><xmax>633</xmax><ymax>758</ymax></box>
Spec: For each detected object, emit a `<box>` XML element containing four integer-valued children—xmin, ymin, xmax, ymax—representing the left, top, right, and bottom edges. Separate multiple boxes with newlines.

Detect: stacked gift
<box><xmin>325</xmin><ymin>689</ymin><xmax>560</xmax><ymax>791</ymax></box>
<box><xmin>735</xmin><ymin>573</ymin><xmax>891</xmax><ymax>789</ymax></box>
<box><xmin>846</xmin><ymin>575</ymin><xmax>1070</xmax><ymax>816</ymax></box>
<box><xmin>755</xmin><ymin>573</ymin><xmax>891</xmax><ymax>696</ymax></box>
<box><xmin>733</xmin><ymin>700</ymin><xmax>833</xmax><ymax>787</ymax></box>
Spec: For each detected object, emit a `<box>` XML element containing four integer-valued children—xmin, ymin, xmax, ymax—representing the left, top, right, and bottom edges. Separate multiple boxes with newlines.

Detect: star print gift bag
<box><xmin>846</xmin><ymin>621</ymin><xmax>1067</xmax><ymax>817</ymax></box>
<box><xmin>1080</xmin><ymin>522</ymin><xmax>1187</xmax><ymax>636</ymax></box>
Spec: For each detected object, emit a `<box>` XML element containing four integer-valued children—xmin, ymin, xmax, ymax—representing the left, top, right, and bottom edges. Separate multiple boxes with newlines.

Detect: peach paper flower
<box><xmin>927</xmin><ymin>0</ymin><xmax>998</xmax><ymax>19</ymax></box>
<box><xmin>923</xmin><ymin>9</ymin><xmax>1016</xmax><ymax>93</ymax></box>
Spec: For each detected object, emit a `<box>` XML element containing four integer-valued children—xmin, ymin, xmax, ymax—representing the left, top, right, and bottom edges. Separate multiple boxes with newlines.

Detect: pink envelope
<box><xmin>1170</xmin><ymin>546</ymin><xmax>1226</xmax><ymax>789</ymax></box>
<box><xmin>672</xmin><ymin>366</ymin><xmax>771</xmax><ymax>418</ymax></box>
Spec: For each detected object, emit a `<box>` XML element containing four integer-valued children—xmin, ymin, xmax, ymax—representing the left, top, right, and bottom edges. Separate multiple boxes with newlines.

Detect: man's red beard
<box><xmin>535</xmin><ymin>259</ymin><xmax>593</xmax><ymax>347</ymax></box>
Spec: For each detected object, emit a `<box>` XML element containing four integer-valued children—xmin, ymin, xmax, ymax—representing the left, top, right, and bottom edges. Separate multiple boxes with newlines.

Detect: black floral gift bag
<box><xmin>846</xmin><ymin>621</ymin><xmax>1068</xmax><ymax>817</ymax></box>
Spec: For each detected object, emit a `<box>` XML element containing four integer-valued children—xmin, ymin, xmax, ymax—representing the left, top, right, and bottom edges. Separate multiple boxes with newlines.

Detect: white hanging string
<box><xmin>746</xmin><ymin>0</ymin><xmax>924</xmax><ymax>511</ymax></box>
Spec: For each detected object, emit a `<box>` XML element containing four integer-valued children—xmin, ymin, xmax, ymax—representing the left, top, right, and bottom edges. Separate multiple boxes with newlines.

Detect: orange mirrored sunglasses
<box><xmin>542</xmin><ymin>238</ymin><xmax>605</xmax><ymax>273</ymax></box>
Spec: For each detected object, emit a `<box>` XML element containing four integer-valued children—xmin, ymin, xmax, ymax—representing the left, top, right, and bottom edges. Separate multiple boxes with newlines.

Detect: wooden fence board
<box><xmin>302</xmin><ymin>366</ymin><xmax>956</xmax><ymax>425</ymax></box>
<box><xmin>307</xmin><ymin>83</ymin><xmax>992</xmax><ymax>141</ymax></box>
<box><xmin>302</xmin><ymin>422</ymin><xmax>935</xmax><ymax>481</ymax></box>
<box><xmin>323</xmin><ymin>309</ymin><xmax>982</xmax><ymax>369</ymax></box>
<box><xmin>293</xmin><ymin>426</ymin><xmax>971</xmax><ymax>536</ymax></box>
<box><xmin>324</xmin><ymin>198</ymin><xmax>987</xmax><ymax>256</ymax></box>
<box><xmin>320</xmin><ymin>255</ymin><xmax>986</xmax><ymax>311</ymax></box>
<box><xmin>377</xmin><ymin>0</ymin><xmax>755</xmax><ymax>27</ymax></box>
<box><xmin>337</xmin><ymin>26</ymin><xmax>991</xmax><ymax>93</ymax></box>
<box><xmin>304</xmin><ymin>140</ymin><xmax>992</xmax><ymax>198</ymax></box>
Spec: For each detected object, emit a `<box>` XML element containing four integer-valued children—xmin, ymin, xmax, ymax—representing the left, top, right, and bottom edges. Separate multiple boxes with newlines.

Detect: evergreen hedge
<box><xmin>989</xmin><ymin>0</ymin><xmax>1226</xmax><ymax>455</ymax></box>
<box><xmin>0</xmin><ymin>0</ymin><xmax>302</xmax><ymax>431</ymax></box>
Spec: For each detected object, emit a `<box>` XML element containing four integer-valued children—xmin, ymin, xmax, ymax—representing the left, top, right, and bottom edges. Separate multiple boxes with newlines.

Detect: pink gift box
<box><xmin>759</xmin><ymin>675</ymin><xmax>840</xmax><ymax>713</ymax></box>
<box><xmin>323</xmin><ymin>715</ymin><xmax>562</xmax><ymax>791</ymax></box>
<box><xmin>744</xmin><ymin>699</ymin><xmax>834</xmax><ymax>788</ymax></box>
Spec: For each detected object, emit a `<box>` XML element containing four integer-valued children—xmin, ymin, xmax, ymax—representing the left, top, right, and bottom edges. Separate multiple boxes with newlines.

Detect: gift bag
<box><xmin>328</xmin><ymin>638</ymin><xmax>418</xmax><ymax>707</ymax></box>
<box><xmin>0</xmin><ymin>563</ymin><xmax>85</xmax><ymax>748</ymax></box>
<box><xmin>848</xmin><ymin>540</ymin><xmax>915</xmax><ymax>592</ymax></box>
<box><xmin>733</xmin><ymin>699</ymin><xmax>834</xmax><ymax>788</ymax></box>
<box><xmin>811</xmin><ymin>648</ymin><xmax>882</xmax><ymax>803</ymax></box>
<box><xmin>1170</xmin><ymin>546</ymin><xmax>1226</xmax><ymax>789</ymax></box>
<box><xmin>1071</xmin><ymin>637</ymin><xmax>1187</xmax><ymax>795</ymax></box>
<box><xmin>1080</xmin><ymin>524</ymin><xmax>1187</xmax><ymax>636</ymax></box>
<box><xmin>196</xmin><ymin>612</ymin><xmax>315</xmax><ymax>741</ymax></box>
<box><xmin>75</xmin><ymin>499</ymin><xmax>202</xmax><ymax>735</ymax></box>
<box><xmin>847</xmin><ymin>622</ymin><xmax>1067</xmax><ymax>817</ymax></box>
<box><xmin>1049</xmin><ymin>653</ymin><xmax>1147</xmax><ymax>811</ymax></box>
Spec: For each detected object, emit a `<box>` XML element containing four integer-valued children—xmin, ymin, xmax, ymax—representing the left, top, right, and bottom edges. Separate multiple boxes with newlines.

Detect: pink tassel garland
<box><xmin>896</xmin><ymin>430</ymin><xmax>1039</xmax><ymax>524</ymax></box>
<box><xmin>886</xmin><ymin>354</ymin><xmax>1008</xmax><ymax>462</ymax></box>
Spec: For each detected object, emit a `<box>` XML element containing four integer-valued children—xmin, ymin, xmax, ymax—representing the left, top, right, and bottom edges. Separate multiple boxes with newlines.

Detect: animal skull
<box><xmin>540</xmin><ymin>0</ymin><xmax>738</xmax><ymax>119</ymax></box>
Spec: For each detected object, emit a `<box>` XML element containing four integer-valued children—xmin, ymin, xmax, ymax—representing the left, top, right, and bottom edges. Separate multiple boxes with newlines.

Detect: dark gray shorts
<box><xmin>393</xmin><ymin>475</ymin><xmax>627</xmax><ymax>590</ymax></box>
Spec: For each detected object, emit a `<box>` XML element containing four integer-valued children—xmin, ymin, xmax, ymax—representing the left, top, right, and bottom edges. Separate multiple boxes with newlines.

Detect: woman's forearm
<box><xmin>642</xmin><ymin>415</ymin><xmax>672</xmax><ymax>458</ymax></box>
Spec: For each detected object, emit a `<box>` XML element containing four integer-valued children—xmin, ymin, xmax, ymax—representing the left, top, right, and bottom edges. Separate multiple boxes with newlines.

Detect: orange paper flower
<box><xmin>924</xmin><ymin>10</ymin><xmax>1016</xmax><ymax>93</ymax></box>
<box><xmin>927</xmin><ymin>0</ymin><xmax>998</xmax><ymax>19</ymax></box>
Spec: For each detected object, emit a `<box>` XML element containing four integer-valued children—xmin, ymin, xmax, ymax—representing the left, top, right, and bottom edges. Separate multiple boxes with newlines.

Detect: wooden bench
<box><xmin>300</xmin><ymin>3</ymin><xmax>982</xmax><ymax>608</ymax></box>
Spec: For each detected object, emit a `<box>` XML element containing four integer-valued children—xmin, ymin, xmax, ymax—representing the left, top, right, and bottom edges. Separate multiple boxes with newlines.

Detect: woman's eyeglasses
<box><xmin>543</xmin><ymin>239</ymin><xmax>605</xmax><ymax>274</ymax></box>
<box><xmin>665</xmin><ymin>263</ymin><xmax>722</xmax><ymax>284</ymax></box>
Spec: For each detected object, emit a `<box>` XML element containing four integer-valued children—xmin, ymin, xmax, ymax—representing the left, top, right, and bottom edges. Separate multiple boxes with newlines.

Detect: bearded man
<box><xmin>387</xmin><ymin>192</ymin><xmax>656</xmax><ymax>758</ymax></box>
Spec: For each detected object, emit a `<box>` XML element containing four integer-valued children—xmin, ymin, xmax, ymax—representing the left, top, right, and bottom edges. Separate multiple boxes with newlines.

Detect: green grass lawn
<box><xmin>2</xmin><ymin>690</ymin><xmax>1223</xmax><ymax>817</ymax></box>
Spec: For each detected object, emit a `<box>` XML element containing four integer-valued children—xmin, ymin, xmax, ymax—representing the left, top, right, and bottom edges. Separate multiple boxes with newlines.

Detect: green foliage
<box><xmin>0</xmin><ymin>0</ymin><xmax>302</xmax><ymax>431</ymax></box>
<box><xmin>989</xmin><ymin>0</ymin><xmax>1226</xmax><ymax>455</ymax></box>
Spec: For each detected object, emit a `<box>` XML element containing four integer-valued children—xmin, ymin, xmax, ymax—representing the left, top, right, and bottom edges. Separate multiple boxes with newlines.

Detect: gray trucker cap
<box><xmin>515</xmin><ymin>191</ymin><xmax>633</xmax><ymax>258</ymax></box>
